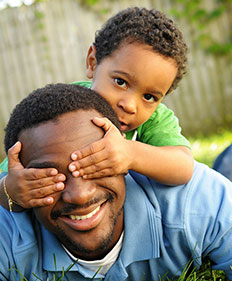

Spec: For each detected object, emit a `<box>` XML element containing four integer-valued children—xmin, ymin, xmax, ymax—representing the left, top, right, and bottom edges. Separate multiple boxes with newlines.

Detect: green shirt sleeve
<box><xmin>126</xmin><ymin>103</ymin><xmax>191</xmax><ymax>149</ymax></box>
<box><xmin>72</xmin><ymin>81</ymin><xmax>92</xmax><ymax>88</ymax></box>
<box><xmin>0</xmin><ymin>157</ymin><xmax>8</xmax><ymax>173</ymax></box>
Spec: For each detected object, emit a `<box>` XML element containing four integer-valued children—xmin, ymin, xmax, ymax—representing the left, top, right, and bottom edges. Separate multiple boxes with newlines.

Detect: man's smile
<box><xmin>59</xmin><ymin>201</ymin><xmax>108</xmax><ymax>231</ymax></box>
<box><xmin>69</xmin><ymin>205</ymin><xmax>101</xmax><ymax>220</ymax></box>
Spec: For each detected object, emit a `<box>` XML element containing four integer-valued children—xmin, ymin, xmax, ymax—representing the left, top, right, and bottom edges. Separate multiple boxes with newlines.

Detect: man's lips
<box><xmin>58</xmin><ymin>201</ymin><xmax>107</xmax><ymax>231</ymax></box>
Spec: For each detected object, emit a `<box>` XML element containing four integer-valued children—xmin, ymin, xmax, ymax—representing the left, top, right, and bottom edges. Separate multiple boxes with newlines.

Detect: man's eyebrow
<box><xmin>27</xmin><ymin>161</ymin><xmax>59</xmax><ymax>169</ymax></box>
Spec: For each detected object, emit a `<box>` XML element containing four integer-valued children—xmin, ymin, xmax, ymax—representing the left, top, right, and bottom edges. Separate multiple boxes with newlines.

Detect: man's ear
<box><xmin>86</xmin><ymin>45</ymin><xmax>97</xmax><ymax>79</ymax></box>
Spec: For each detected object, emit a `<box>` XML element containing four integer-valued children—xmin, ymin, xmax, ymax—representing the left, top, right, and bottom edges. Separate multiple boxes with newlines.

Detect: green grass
<box><xmin>9</xmin><ymin>257</ymin><xmax>231</xmax><ymax>280</ymax></box>
<box><xmin>174</xmin><ymin>258</ymin><xmax>230</xmax><ymax>281</ymax></box>
<box><xmin>189</xmin><ymin>129</ymin><xmax>232</xmax><ymax>167</ymax></box>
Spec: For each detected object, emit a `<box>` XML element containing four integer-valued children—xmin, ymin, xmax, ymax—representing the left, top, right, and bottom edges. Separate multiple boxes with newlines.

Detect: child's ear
<box><xmin>86</xmin><ymin>45</ymin><xmax>97</xmax><ymax>79</ymax></box>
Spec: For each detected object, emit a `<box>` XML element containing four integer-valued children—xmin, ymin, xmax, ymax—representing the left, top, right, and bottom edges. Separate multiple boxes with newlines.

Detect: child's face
<box><xmin>86</xmin><ymin>42</ymin><xmax>177</xmax><ymax>132</ymax></box>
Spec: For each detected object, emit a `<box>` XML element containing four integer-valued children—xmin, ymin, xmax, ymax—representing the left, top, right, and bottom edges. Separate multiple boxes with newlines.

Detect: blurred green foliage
<box><xmin>78</xmin><ymin>0</ymin><xmax>99</xmax><ymax>6</ymax></box>
<box><xmin>169</xmin><ymin>0</ymin><xmax>232</xmax><ymax>57</ymax></box>
<box><xmin>189</xmin><ymin>129</ymin><xmax>232</xmax><ymax>167</ymax></box>
<box><xmin>77</xmin><ymin>0</ymin><xmax>232</xmax><ymax>57</ymax></box>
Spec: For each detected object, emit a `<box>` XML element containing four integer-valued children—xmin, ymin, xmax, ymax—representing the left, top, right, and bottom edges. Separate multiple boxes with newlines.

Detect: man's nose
<box><xmin>117</xmin><ymin>94</ymin><xmax>137</xmax><ymax>114</ymax></box>
<box><xmin>61</xmin><ymin>176</ymin><xmax>97</xmax><ymax>206</ymax></box>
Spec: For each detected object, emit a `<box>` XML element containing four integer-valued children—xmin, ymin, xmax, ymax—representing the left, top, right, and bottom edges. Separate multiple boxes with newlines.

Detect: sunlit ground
<box><xmin>189</xmin><ymin>130</ymin><xmax>232</xmax><ymax>167</ymax></box>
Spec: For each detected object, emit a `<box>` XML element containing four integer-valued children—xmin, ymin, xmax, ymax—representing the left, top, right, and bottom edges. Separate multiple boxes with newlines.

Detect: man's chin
<box><xmin>55</xmin><ymin>211</ymin><xmax>120</xmax><ymax>260</ymax></box>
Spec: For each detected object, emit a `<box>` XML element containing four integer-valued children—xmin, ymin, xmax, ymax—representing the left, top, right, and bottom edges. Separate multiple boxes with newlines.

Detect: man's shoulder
<box><xmin>128</xmin><ymin>162</ymin><xmax>232</xmax><ymax>224</ymax></box>
<box><xmin>119</xmin><ymin>166</ymin><xmax>232</xmax><ymax>280</ymax></box>
<box><xmin>0</xmin><ymin>208</ymin><xmax>38</xmax><ymax>247</ymax></box>
<box><xmin>187</xmin><ymin>161</ymin><xmax>232</xmax><ymax>214</ymax></box>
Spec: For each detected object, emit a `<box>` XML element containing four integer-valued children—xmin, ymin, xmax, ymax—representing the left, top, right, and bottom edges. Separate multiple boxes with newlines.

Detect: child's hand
<box><xmin>6</xmin><ymin>142</ymin><xmax>66</xmax><ymax>208</ymax></box>
<box><xmin>69</xmin><ymin>117</ymin><xmax>131</xmax><ymax>179</ymax></box>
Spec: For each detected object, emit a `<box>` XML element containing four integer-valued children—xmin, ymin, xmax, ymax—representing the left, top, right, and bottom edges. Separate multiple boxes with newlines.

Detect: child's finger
<box><xmin>92</xmin><ymin>117</ymin><xmax>122</xmax><ymax>136</ymax></box>
<box><xmin>70</xmin><ymin>139</ymin><xmax>104</xmax><ymax>161</ymax></box>
<box><xmin>29</xmin><ymin>182</ymin><xmax>65</xmax><ymax>199</ymax></box>
<box><xmin>82</xmin><ymin>167</ymin><xmax>123</xmax><ymax>179</ymax></box>
<box><xmin>14</xmin><ymin>181</ymin><xmax>65</xmax><ymax>208</ymax></box>
<box><xmin>27</xmin><ymin>196</ymin><xmax>55</xmax><ymax>208</ymax></box>
<box><xmin>24</xmin><ymin>174</ymin><xmax>66</xmax><ymax>190</ymax></box>
<box><xmin>23</xmin><ymin>168</ymin><xmax>65</xmax><ymax>182</ymax></box>
<box><xmin>72</xmin><ymin>159</ymin><xmax>112</xmax><ymax>178</ymax></box>
<box><xmin>8</xmin><ymin>141</ymin><xmax>23</xmax><ymax>169</ymax></box>
<box><xmin>91</xmin><ymin>117</ymin><xmax>113</xmax><ymax>133</ymax></box>
<box><xmin>69</xmin><ymin>149</ymin><xmax>108</xmax><ymax>174</ymax></box>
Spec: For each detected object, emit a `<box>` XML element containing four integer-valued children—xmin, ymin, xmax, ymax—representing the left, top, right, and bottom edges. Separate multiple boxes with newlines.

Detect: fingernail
<box><xmin>72</xmin><ymin>171</ymin><xmax>80</xmax><ymax>177</ymax></box>
<box><xmin>50</xmin><ymin>169</ymin><xmax>57</xmax><ymax>176</ymax></box>
<box><xmin>46</xmin><ymin>197</ymin><xmax>54</xmax><ymax>203</ymax></box>
<box><xmin>58</xmin><ymin>175</ymin><xmax>65</xmax><ymax>181</ymax></box>
<box><xmin>69</xmin><ymin>164</ymin><xmax>76</xmax><ymax>172</ymax></box>
<box><xmin>71</xmin><ymin>153</ymin><xmax>77</xmax><ymax>160</ymax></box>
<box><xmin>83</xmin><ymin>175</ymin><xmax>88</xmax><ymax>179</ymax></box>
<box><xmin>56</xmin><ymin>182</ymin><xmax>64</xmax><ymax>190</ymax></box>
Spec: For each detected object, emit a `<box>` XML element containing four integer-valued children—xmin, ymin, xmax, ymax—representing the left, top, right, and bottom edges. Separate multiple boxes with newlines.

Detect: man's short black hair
<box><xmin>4</xmin><ymin>83</ymin><xmax>120</xmax><ymax>153</ymax></box>
<box><xmin>94</xmin><ymin>7</ymin><xmax>188</xmax><ymax>94</ymax></box>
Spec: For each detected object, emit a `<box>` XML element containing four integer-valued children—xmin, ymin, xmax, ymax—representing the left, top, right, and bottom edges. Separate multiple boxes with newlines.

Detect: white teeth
<box><xmin>69</xmin><ymin>206</ymin><xmax>100</xmax><ymax>221</ymax></box>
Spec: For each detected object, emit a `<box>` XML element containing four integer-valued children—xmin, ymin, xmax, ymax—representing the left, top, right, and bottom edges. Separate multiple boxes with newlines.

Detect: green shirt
<box><xmin>0</xmin><ymin>81</ymin><xmax>190</xmax><ymax>173</ymax></box>
<box><xmin>125</xmin><ymin>103</ymin><xmax>190</xmax><ymax>147</ymax></box>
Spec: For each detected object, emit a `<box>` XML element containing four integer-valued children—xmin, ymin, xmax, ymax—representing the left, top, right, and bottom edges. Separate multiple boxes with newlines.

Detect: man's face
<box><xmin>19</xmin><ymin>110</ymin><xmax>125</xmax><ymax>260</ymax></box>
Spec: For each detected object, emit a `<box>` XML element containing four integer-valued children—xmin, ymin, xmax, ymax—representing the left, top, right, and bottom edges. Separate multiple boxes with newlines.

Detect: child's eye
<box><xmin>114</xmin><ymin>78</ymin><xmax>127</xmax><ymax>89</ymax></box>
<box><xmin>144</xmin><ymin>94</ymin><xmax>158</xmax><ymax>103</ymax></box>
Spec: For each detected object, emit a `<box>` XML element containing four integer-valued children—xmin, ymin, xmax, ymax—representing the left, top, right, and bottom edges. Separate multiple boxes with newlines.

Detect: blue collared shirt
<box><xmin>0</xmin><ymin>161</ymin><xmax>232</xmax><ymax>280</ymax></box>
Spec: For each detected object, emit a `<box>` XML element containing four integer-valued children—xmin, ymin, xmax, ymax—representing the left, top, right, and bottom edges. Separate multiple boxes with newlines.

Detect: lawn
<box><xmin>173</xmin><ymin>258</ymin><xmax>230</xmax><ymax>280</ymax></box>
<box><xmin>189</xmin><ymin>129</ymin><xmax>232</xmax><ymax>167</ymax></box>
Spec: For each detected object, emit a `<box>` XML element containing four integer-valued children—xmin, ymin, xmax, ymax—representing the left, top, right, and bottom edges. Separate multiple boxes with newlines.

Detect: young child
<box><xmin>0</xmin><ymin>7</ymin><xmax>193</xmax><ymax>210</ymax></box>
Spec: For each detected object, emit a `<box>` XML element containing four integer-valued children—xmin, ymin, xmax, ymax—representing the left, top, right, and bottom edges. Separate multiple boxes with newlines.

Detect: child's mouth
<box><xmin>120</xmin><ymin>121</ymin><xmax>128</xmax><ymax>131</ymax></box>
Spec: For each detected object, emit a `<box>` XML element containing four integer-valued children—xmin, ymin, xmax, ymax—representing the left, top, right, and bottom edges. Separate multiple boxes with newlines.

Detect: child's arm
<box><xmin>0</xmin><ymin>142</ymin><xmax>66</xmax><ymax>211</ymax></box>
<box><xmin>69</xmin><ymin>117</ymin><xmax>194</xmax><ymax>185</ymax></box>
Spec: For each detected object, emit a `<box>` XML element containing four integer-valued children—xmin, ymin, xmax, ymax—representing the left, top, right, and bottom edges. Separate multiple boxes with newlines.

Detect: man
<box><xmin>213</xmin><ymin>144</ymin><xmax>232</xmax><ymax>181</ymax></box>
<box><xmin>0</xmin><ymin>84</ymin><xmax>232</xmax><ymax>280</ymax></box>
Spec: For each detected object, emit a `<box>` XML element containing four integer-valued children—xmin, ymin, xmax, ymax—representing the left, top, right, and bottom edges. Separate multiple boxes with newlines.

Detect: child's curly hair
<box><xmin>94</xmin><ymin>7</ymin><xmax>188</xmax><ymax>94</ymax></box>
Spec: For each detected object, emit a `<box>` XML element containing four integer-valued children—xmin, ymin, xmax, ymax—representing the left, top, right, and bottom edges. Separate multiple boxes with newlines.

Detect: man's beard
<box><xmin>53</xmin><ymin>206</ymin><xmax>123</xmax><ymax>260</ymax></box>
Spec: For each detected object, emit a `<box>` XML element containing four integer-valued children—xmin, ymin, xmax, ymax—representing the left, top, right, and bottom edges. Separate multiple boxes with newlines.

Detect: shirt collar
<box><xmin>119</xmin><ymin>173</ymin><xmax>160</xmax><ymax>267</ymax></box>
<box><xmin>42</xmin><ymin>226</ymin><xmax>105</xmax><ymax>278</ymax></box>
<box><xmin>42</xmin><ymin>226</ymin><xmax>76</xmax><ymax>271</ymax></box>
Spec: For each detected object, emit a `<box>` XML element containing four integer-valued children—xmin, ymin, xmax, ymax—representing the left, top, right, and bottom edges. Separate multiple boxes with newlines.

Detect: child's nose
<box><xmin>61</xmin><ymin>176</ymin><xmax>97</xmax><ymax>206</ymax></box>
<box><xmin>117</xmin><ymin>95</ymin><xmax>137</xmax><ymax>114</ymax></box>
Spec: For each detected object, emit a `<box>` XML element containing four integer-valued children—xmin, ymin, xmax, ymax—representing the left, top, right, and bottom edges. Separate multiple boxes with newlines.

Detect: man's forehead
<box><xmin>20</xmin><ymin>110</ymin><xmax>103</xmax><ymax>141</ymax></box>
<box><xmin>19</xmin><ymin>110</ymin><xmax>104</xmax><ymax>167</ymax></box>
